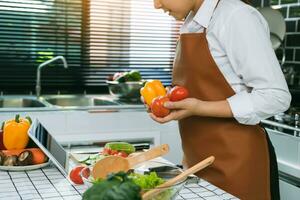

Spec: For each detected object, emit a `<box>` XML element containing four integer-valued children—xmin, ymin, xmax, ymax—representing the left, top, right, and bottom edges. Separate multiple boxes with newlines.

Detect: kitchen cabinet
<box><xmin>279</xmin><ymin>180</ymin><xmax>300</xmax><ymax>200</ymax></box>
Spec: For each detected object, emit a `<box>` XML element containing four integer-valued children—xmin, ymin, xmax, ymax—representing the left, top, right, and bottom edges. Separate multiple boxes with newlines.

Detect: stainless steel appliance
<box><xmin>262</xmin><ymin>107</ymin><xmax>300</xmax><ymax>200</ymax></box>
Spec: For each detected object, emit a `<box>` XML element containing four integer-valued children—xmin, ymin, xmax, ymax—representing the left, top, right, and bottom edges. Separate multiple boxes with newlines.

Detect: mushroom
<box><xmin>18</xmin><ymin>150</ymin><xmax>33</xmax><ymax>166</ymax></box>
<box><xmin>3</xmin><ymin>155</ymin><xmax>18</xmax><ymax>166</ymax></box>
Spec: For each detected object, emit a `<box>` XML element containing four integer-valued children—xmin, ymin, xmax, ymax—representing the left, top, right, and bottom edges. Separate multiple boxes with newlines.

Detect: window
<box><xmin>0</xmin><ymin>0</ymin><xmax>180</xmax><ymax>94</ymax></box>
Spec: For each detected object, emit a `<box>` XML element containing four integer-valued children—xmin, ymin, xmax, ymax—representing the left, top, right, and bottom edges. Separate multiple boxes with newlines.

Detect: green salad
<box><xmin>130</xmin><ymin>172</ymin><xmax>165</xmax><ymax>190</ymax></box>
<box><xmin>83</xmin><ymin>172</ymin><xmax>141</xmax><ymax>200</ymax></box>
<box><xmin>83</xmin><ymin>171</ymin><xmax>175</xmax><ymax>200</ymax></box>
<box><xmin>80</xmin><ymin>154</ymin><xmax>106</xmax><ymax>166</ymax></box>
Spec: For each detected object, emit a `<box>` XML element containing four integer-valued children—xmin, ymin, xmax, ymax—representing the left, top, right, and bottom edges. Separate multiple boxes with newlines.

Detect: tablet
<box><xmin>28</xmin><ymin>119</ymin><xmax>69</xmax><ymax>175</ymax></box>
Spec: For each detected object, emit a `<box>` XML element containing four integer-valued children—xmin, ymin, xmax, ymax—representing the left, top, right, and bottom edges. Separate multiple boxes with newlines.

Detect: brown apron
<box><xmin>172</xmin><ymin>31</ymin><xmax>276</xmax><ymax>199</ymax></box>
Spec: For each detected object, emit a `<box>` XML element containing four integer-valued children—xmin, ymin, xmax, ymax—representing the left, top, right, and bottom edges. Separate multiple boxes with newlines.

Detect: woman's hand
<box><xmin>149</xmin><ymin>98</ymin><xmax>233</xmax><ymax>124</ymax></box>
<box><xmin>149</xmin><ymin>98</ymin><xmax>200</xmax><ymax>123</ymax></box>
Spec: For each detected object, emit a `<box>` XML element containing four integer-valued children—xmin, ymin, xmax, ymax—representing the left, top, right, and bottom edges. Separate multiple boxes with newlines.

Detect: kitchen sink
<box><xmin>43</xmin><ymin>95</ymin><xmax>119</xmax><ymax>107</ymax></box>
<box><xmin>0</xmin><ymin>97</ymin><xmax>46</xmax><ymax>108</ymax></box>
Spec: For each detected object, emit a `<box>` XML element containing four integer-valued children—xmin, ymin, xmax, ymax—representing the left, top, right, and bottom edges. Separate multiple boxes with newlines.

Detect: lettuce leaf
<box><xmin>83</xmin><ymin>172</ymin><xmax>141</xmax><ymax>200</ymax></box>
<box><xmin>130</xmin><ymin>172</ymin><xmax>165</xmax><ymax>190</ymax></box>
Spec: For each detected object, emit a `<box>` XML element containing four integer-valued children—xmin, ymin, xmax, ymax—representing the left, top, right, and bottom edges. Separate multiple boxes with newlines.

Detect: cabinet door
<box><xmin>280</xmin><ymin>180</ymin><xmax>300</xmax><ymax>200</ymax></box>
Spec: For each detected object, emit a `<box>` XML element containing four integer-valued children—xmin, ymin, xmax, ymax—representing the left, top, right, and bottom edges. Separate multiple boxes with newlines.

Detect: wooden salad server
<box><xmin>142</xmin><ymin>156</ymin><xmax>215</xmax><ymax>200</ymax></box>
<box><xmin>92</xmin><ymin>144</ymin><xmax>170</xmax><ymax>179</ymax></box>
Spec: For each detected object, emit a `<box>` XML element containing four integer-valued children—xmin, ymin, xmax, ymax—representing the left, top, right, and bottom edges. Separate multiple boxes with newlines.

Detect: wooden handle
<box><xmin>142</xmin><ymin>156</ymin><xmax>215</xmax><ymax>200</ymax></box>
<box><xmin>127</xmin><ymin>144</ymin><xmax>169</xmax><ymax>167</ymax></box>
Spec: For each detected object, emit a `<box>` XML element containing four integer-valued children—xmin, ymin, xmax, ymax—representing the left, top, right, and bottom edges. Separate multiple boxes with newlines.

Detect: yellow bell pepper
<box><xmin>140</xmin><ymin>80</ymin><xmax>166</xmax><ymax>106</ymax></box>
<box><xmin>3</xmin><ymin>114</ymin><xmax>31</xmax><ymax>150</ymax></box>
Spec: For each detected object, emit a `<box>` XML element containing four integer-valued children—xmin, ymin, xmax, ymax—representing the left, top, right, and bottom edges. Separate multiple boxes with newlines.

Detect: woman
<box><xmin>150</xmin><ymin>0</ymin><xmax>291</xmax><ymax>199</ymax></box>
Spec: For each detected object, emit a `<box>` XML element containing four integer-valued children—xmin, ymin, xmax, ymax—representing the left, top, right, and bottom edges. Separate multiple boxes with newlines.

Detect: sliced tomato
<box><xmin>81</xmin><ymin>167</ymin><xmax>90</xmax><ymax>179</ymax></box>
<box><xmin>101</xmin><ymin>148</ymin><xmax>129</xmax><ymax>157</ymax></box>
<box><xmin>117</xmin><ymin>151</ymin><xmax>128</xmax><ymax>158</ymax></box>
<box><xmin>110</xmin><ymin>149</ymin><xmax>119</xmax><ymax>155</ymax></box>
<box><xmin>69</xmin><ymin>166</ymin><xmax>85</xmax><ymax>185</ymax></box>
<box><xmin>101</xmin><ymin>148</ymin><xmax>111</xmax><ymax>155</ymax></box>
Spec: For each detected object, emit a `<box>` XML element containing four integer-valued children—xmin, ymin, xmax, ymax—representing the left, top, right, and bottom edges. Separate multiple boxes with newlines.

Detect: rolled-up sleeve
<box><xmin>220</xmin><ymin>6</ymin><xmax>291</xmax><ymax>125</ymax></box>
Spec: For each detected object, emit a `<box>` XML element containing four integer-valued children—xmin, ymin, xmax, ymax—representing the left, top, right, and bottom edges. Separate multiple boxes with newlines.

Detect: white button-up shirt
<box><xmin>180</xmin><ymin>0</ymin><xmax>291</xmax><ymax>125</ymax></box>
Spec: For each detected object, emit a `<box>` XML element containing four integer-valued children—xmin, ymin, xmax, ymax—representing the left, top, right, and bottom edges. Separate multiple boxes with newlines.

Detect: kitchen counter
<box><xmin>0</xmin><ymin>164</ymin><xmax>239</xmax><ymax>200</ymax></box>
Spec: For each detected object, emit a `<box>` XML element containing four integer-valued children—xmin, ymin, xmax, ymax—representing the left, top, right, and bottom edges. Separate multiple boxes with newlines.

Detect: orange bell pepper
<box><xmin>140</xmin><ymin>80</ymin><xmax>166</xmax><ymax>106</ymax></box>
<box><xmin>3</xmin><ymin>114</ymin><xmax>31</xmax><ymax>150</ymax></box>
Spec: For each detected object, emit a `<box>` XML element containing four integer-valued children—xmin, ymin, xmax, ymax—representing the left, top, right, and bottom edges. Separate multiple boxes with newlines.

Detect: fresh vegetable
<box><xmin>3</xmin><ymin>155</ymin><xmax>18</xmax><ymax>166</ymax></box>
<box><xmin>2</xmin><ymin>148</ymin><xmax>47</xmax><ymax>165</ymax></box>
<box><xmin>83</xmin><ymin>172</ymin><xmax>142</xmax><ymax>200</ymax></box>
<box><xmin>151</xmin><ymin>96</ymin><xmax>170</xmax><ymax>118</ymax></box>
<box><xmin>130</xmin><ymin>172</ymin><xmax>165</xmax><ymax>190</ymax></box>
<box><xmin>140</xmin><ymin>80</ymin><xmax>167</xmax><ymax>106</ymax></box>
<box><xmin>168</xmin><ymin>86</ymin><xmax>189</xmax><ymax>102</ymax></box>
<box><xmin>112</xmin><ymin>70</ymin><xmax>142</xmax><ymax>83</ymax></box>
<box><xmin>127</xmin><ymin>70</ymin><xmax>142</xmax><ymax>81</ymax></box>
<box><xmin>69</xmin><ymin>166</ymin><xmax>85</xmax><ymax>185</ymax></box>
<box><xmin>84</xmin><ymin>171</ymin><xmax>174</xmax><ymax>200</ymax></box>
<box><xmin>17</xmin><ymin>150</ymin><xmax>33</xmax><ymax>166</ymax></box>
<box><xmin>102</xmin><ymin>148</ymin><xmax>128</xmax><ymax>157</ymax></box>
<box><xmin>117</xmin><ymin>151</ymin><xmax>128</xmax><ymax>158</ymax></box>
<box><xmin>30</xmin><ymin>148</ymin><xmax>48</xmax><ymax>164</ymax></box>
<box><xmin>81</xmin><ymin>167</ymin><xmax>91</xmax><ymax>180</ymax></box>
<box><xmin>80</xmin><ymin>153</ymin><xmax>106</xmax><ymax>166</ymax></box>
<box><xmin>131</xmin><ymin>172</ymin><xmax>174</xmax><ymax>200</ymax></box>
<box><xmin>0</xmin><ymin>151</ymin><xmax>5</xmax><ymax>165</ymax></box>
<box><xmin>80</xmin><ymin>149</ymin><xmax>129</xmax><ymax>166</ymax></box>
<box><xmin>104</xmin><ymin>142</ymin><xmax>135</xmax><ymax>155</ymax></box>
<box><xmin>3</xmin><ymin>114</ymin><xmax>31</xmax><ymax>150</ymax></box>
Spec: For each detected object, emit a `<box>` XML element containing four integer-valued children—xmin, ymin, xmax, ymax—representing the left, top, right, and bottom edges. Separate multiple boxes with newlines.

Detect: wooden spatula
<box><xmin>92</xmin><ymin>144</ymin><xmax>169</xmax><ymax>179</ymax></box>
<box><xmin>142</xmin><ymin>156</ymin><xmax>215</xmax><ymax>200</ymax></box>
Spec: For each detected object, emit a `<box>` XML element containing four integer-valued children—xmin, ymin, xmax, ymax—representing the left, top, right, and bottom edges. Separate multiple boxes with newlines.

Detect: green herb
<box><xmin>83</xmin><ymin>172</ymin><xmax>142</xmax><ymax>200</ymax></box>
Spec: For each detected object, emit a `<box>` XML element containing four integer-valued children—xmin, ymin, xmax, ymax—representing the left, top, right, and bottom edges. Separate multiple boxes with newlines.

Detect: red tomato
<box><xmin>69</xmin><ymin>166</ymin><xmax>85</xmax><ymax>184</ymax></box>
<box><xmin>81</xmin><ymin>167</ymin><xmax>90</xmax><ymax>179</ymax></box>
<box><xmin>168</xmin><ymin>86</ymin><xmax>189</xmax><ymax>101</ymax></box>
<box><xmin>151</xmin><ymin>96</ymin><xmax>170</xmax><ymax>118</ymax></box>
<box><xmin>117</xmin><ymin>151</ymin><xmax>128</xmax><ymax>158</ymax></box>
<box><xmin>102</xmin><ymin>148</ymin><xmax>111</xmax><ymax>155</ymax></box>
<box><xmin>110</xmin><ymin>149</ymin><xmax>119</xmax><ymax>155</ymax></box>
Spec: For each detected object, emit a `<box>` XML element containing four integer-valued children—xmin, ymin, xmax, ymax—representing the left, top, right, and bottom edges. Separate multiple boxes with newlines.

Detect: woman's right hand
<box><xmin>149</xmin><ymin>98</ymin><xmax>200</xmax><ymax>124</ymax></box>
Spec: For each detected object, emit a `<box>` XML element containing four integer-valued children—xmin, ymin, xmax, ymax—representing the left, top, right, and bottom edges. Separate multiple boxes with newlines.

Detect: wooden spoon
<box><xmin>142</xmin><ymin>156</ymin><xmax>215</xmax><ymax>200</ymax></box>
<box><xmin>92</xmin><ymin>144</ymin><xmax>169</xmax><ymax>179</ymax></box>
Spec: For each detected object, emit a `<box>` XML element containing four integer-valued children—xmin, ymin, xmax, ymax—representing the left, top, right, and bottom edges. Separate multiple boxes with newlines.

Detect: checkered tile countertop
<box><xmin>0</xmin><ymin>165</ymin><xmax>239</xmax><ymax>200</ymax></box>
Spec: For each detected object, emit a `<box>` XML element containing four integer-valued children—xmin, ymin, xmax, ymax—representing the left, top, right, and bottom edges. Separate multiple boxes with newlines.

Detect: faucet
<box><xmin>36</xmin><ymin>56</ymin><xmax>68</xmax><ymax>98</ymax></box>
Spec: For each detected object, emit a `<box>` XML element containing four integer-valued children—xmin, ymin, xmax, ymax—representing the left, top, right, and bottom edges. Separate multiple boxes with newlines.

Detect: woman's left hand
<box><xmin>149</xmin><ymin>98</ymin><xmax>201</xmax><ymax>123</ymax></box>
